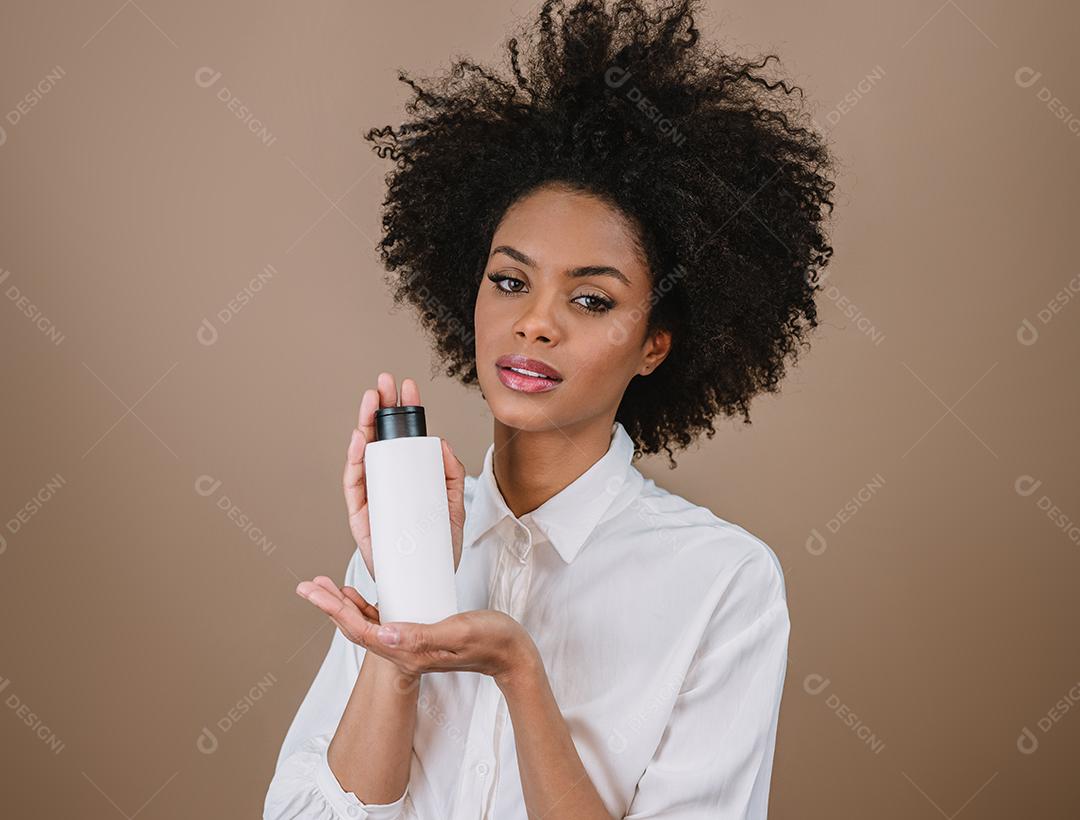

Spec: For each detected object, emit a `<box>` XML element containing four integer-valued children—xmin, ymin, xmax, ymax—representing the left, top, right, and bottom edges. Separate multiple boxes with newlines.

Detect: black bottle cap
<box><xmin>374</xmin><ymin>405</ymin><xmax>427</xmax><ymax>441</ymax></box>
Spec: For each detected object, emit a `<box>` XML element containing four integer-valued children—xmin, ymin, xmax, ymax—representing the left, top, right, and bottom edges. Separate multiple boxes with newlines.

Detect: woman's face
<box><xmin>474</xmin><ymin>184</ymin><xmax>671</xmax><ymax>435</ymax></box>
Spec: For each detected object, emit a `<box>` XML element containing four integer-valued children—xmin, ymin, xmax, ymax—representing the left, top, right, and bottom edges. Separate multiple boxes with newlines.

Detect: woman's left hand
<box><xmin>296</xmin><ymin>576</ymin><xmax>538</xmax><ymax>684</ymax></box>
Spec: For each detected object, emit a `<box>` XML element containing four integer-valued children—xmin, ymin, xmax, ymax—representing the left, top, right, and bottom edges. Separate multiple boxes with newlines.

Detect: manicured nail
<box><xmin>377</xmin><ymin>626</ymin><xmax>399</xmax><ymax>646</ymax></box>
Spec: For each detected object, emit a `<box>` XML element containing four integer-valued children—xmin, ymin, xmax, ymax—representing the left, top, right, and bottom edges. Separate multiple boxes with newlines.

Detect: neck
<box><xmin>491</xmin><ymin>415</ymin><xmax>616</xmax><ymax>518</ymax></box>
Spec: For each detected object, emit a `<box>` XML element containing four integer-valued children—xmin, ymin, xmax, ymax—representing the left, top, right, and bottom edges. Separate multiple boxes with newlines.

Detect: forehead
<box><xmin>490</xmin><ymin>186</ymin><xmax>649</xmax><ymax>279</ymax></box>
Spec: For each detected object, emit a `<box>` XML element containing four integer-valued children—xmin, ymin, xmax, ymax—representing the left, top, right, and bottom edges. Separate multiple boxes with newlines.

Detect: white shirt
<box><xmin>264</xmin><ymin>421</ymin><xmax>789</xmax><ymax>819</ymax></box>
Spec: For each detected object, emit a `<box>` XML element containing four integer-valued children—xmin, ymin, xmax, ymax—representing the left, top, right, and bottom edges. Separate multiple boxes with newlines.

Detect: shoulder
<box><xmin>622</xmin><ymin>475</ymin><xmax>787</xmax><ymax>620</ymax></box>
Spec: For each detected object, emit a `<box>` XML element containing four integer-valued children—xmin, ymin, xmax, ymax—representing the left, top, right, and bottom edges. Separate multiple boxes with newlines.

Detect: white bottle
<box><xmin>365</xmin><ymin>404</ymin><xmax>459</xmax><ymax>625</ymax></box>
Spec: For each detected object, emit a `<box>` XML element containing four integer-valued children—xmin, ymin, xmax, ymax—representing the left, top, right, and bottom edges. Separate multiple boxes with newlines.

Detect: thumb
<box><xmin>442</xmin><ymin>438</ymin><xmax>466</xmax><ymax>498</ymax></box>
<box><xmin>441</xmin><ymin>439</ymin><xmax>466</xmax><ymax>566</ymax></box>
<box><xmin>341</xmin><ymin>586</ymin><xmax>381</xmax><ymax>623</ymax></box>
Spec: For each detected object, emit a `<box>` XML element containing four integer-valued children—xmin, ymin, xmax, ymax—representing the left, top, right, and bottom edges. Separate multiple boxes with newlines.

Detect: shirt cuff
<box><xmin>315</xmin><ymin>743</ymin><xmax>409</xmax><ymax>819</ymax></box>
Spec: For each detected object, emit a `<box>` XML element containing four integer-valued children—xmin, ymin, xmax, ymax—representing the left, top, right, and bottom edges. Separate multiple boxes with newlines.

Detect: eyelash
<box><xmin>486</xmin><ymin>272</ymin><xmax>615</xmax><ymax>315</ymax></box>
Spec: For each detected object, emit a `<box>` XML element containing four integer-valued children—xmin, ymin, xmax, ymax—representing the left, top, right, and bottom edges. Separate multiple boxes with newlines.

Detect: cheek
<box><xmin>565</xmin><ymin>326</ymin><xmax>639</xmax><ymax>384</ymax></box>
<box><xmin>473</xmin><ymin>292</ymin><xmax>511</xmax><ymax>379</ymax></box>
<box><xmin>473</xmin><ymin>292</ymin><xmax>499</xmax><ymax>348</ymax></box>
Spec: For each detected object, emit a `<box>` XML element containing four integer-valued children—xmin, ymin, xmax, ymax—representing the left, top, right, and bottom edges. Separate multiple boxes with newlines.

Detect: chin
<box><xmin>476</xmin><ymin>373</ymin><xmax>562</xmax><ymax>426</ymax></box>
<box><xmin>486</xmin><ymin>392</ymin><xmax>562</xmax><ymax>431</ymax></box>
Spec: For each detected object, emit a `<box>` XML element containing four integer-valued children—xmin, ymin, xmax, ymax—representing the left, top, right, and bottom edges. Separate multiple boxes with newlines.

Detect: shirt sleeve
<box><xmin>623</xmin><ymin>577</ymin><xmax>790</xmax><ymax>820</ymax></box>
<box><xmin>263</xmin><ymin>548</ymin><xmax>412</xmax><ymax>820</ymax></box>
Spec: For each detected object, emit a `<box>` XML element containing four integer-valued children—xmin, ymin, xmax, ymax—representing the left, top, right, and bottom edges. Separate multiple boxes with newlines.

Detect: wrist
<box><xmin>368</xmin><ymin>648</ymin><xmax>421</xmax><ymax>694</ymax></box>
<box><xmin>494</xmin><ymin>635</ymin><xmax>543</xmax><ymax>695</ymax></box>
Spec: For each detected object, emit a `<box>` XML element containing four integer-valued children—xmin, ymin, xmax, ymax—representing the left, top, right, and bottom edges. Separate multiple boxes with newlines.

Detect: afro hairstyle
<box><xmin>364</xmin><ymin>0</ymin><xmax>837</xmax><ymax>467</ymax></box>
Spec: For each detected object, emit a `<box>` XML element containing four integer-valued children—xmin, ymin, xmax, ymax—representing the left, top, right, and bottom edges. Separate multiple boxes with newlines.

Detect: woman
<box><xmin>265</xmin><ymin>0</ymin><xmax>835</xmax><ymax>817</ymax></box>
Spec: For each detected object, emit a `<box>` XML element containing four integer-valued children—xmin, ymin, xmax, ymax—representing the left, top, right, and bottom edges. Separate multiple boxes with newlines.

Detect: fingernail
<box><xmin>377</xmin><ymin>626</ymin><xmax>399</xmax><ymax>646</ymax></box>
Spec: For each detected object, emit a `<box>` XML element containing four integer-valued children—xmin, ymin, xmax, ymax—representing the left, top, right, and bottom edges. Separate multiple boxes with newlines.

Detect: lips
<box><xmin>495</xmin><ymin>354</ymin><xmax>563</xmax><ymax>382</ymax></box>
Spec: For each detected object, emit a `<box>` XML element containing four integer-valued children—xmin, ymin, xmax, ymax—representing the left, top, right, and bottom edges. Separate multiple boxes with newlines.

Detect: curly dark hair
<box><xmin>363</xmin><ymin>0</ymin><xmax>837</xmax><ymax>467</ymax></box>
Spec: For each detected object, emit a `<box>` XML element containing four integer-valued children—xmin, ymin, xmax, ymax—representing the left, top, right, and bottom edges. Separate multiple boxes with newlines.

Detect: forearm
<box><xmin>496</xmin><ymin>652</ymin><xmax>613</xmax><ymax>819</ymax></box>
<box><xmin>327</xmin><ymin>650</ymin><xmax>419</xmax><ymax>805</ymax></box>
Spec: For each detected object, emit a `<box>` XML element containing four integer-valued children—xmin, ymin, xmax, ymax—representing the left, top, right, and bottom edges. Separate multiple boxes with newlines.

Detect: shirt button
<box><xmin>476</xmin><ymin>761</ymin><xmax>490</xmax><ymax>776</ymax></box>
<box><xmin>346</xmin><ymin>807</ymin><xmax>360</xmax><ymax>817</ymax></box>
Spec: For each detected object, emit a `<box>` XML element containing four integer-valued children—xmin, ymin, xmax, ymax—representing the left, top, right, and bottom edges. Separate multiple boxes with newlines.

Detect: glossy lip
<box><xmin>495</xmin><ymin>354</ymin><xmax>563</xmax><ymax>381</ymax></box>
<box><xmin>495</xmin><ymin>354</ymin><xmax>564</xmax><ymax>393</ymax></box>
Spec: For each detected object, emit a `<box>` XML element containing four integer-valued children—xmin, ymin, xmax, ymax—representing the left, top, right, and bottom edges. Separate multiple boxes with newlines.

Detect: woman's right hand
<box><xmin>344</xmin><ymin>372</ymin><xmax>467</xmax><ymax>586</ymax></box>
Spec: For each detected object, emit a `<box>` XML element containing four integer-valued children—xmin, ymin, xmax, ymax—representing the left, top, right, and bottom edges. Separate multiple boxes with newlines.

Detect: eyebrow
<box><xmin>490</xmin><ymin>245</ymin><xmax>632</xmax><ymax>287</ymax></box>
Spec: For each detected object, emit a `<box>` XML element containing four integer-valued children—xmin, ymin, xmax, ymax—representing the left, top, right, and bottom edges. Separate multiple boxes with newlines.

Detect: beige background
<box><xmin>2</xmin><ymin>1</ymin><xmax>1078</xmax><ymax>817</ymax></box>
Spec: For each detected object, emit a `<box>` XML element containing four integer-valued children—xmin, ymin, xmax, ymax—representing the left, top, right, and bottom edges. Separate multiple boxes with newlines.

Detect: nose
<box><xmin>512</xmin><ymin>295</ymin><xmax>560</xmax><ymax>345</ymax></box>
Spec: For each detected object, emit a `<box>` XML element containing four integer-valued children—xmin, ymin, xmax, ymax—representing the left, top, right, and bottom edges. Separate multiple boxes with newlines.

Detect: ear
<box><xmin>638</xmin><ymin>328</ymin><xmax>672</xmax><ymax>376</ymax></box>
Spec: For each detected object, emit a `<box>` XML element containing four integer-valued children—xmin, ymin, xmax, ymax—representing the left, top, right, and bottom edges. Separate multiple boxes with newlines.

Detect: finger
<box><xmin>442</xmin><ymin>438</ymin><xmax>467</xmax><ymax>523</ymax></box>
<box><xmin>400</xmin><ymin>377</ymin><xmax>421</xmax><ymax>407</ymax></box>
<box><xmin>300</xmin><ymin>585</ymin><xmax>378</xmax><ymax>645</ymax></box>
<box><xmin>297</xmin><ymin>582</ymin><xmax>348</xmax><ymax>618</ymax></box>
<box><xmin>377</xmin><ymin>372</ymin><xmax>398</xmax><ymax>409</ymax></box>
<box><xmin>311</xmin><ymin>575</ymin><xmax>347</xmax><ymax>602</ymax></box>
<box><xmin>343</xmin><ymin>427</ymin><xmax>368</xmax><ymax>518</ymax></box>
<box><xmin>441</xmin><ymin>438</ymin><xmax>466</xmax><ymax>489</ymax></box>
<box><xmin>357</xmin><ymin>389</ymin><xmax>379</xmax><ymax>446</ymax></box>
<box><xmin>342</xmin><ymin>586</ymin><xmax>381</xmax><ymax>622</ymax></box>
<box><xmin>296</xmin><ymin>577</ymin><xmax>348</xmax><ymax>614</ymax></box>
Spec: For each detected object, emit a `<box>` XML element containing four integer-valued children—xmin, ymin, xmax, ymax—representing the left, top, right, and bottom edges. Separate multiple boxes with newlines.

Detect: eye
<box><xmin>485</xmin><ymin>272</ymin><xmax>615</xmax><ymax>315</ymax></box>
<box><xmin>487</xmin><ymin>272</ymin><xmax>526</xmax><ymax>294</ymax></box>
<box><xmin>572</xmin><ymin>293</ymin><xmax>615</xmax><ymax>314</ymax></box>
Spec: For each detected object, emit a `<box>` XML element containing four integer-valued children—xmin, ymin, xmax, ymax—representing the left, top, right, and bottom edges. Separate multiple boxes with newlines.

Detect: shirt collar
<box><xmin>464</xmin><ymin>421</ymin><xmax>637</xmax><ymax>564</ymax></box>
